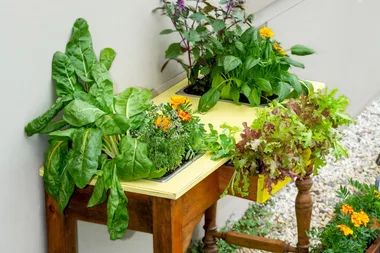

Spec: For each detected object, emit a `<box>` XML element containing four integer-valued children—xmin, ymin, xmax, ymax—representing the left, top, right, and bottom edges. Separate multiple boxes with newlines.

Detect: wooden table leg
<box><xmin>152</xmin><ymin>198</ymin><xmax>183</xmax><ymax>253</ymax></box>
<box><xmin>203</xmin><ymin>203</ymin><xmax>218</xmax><ymax>253</ymax></box>
<box><xmin>295</xmin><ymin>174</ymin><xmax>313</xmax><ymax>253</ymax></box>
<box><xmin>45</xmin><ymin>192</ymin><xmax>78</xmax><ymax>253</ymax></box>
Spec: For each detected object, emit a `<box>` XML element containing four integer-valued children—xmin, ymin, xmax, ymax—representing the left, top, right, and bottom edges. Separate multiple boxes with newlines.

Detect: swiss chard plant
<box><xmin>198</xmin><ymin>26</ymin><xmax>316</xmax><ymax>112</ymax></box>
<box><xmin>25</xmin><ymin>18</ymin><xmax>190</xmax><ymax>240</ymax></box>
<box><xmin>204</xmin><ymin>88</ymin><xmax>353</xmax><ymax>196</ymax></box>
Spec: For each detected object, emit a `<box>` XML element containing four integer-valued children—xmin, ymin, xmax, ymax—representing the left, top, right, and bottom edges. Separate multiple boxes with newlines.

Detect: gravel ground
<box><xmin>239</xmin><ymin>97</ymin><xmax>380</xmax><ymax>253</ymax></box>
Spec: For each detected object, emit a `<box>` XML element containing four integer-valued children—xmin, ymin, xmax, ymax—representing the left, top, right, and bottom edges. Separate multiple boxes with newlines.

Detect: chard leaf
<box><xmin>57</xmin><ymin>165</ymin><xmax>75</xmax><ymax>213</ymax></box>
<box><xmin>65</xmin><ymin>18</ymin><xmax>97</xmax><ymax>84</ymax></box>
<box><xmin>25</xmin><ymin>96</ymin><xmax>73</xmax><ymax>136</ymax></box>
<box><xmin>48</xmin><ymin>128</ymin><xmax>77</xmax><ymax>140</ymax></box>
<box><xmin>40</xmin><ymin>120</ymin><xmax>68</xmax><ymax>134</ymax></box>
<box><xmin>67</xmin><ymin>128</ymin><xmax>103</xmax><ymax>188</ymax></box>
<box><xmin>63</xmin><ymin>100</ymin><xmax>105</xmax><ymax>127</ymax></box>
<box><xmin>88</xmin><ymin>174</ymin><xmax>107</xmax><ymax>207</ymax></box>
<box><xmin>95</xmin><ymin>114</ymin><xmax>130</xmax><ymax>136</ymax></box>
<box><xmin>43</xmin><ymin>139</ymin><xmax>68</xmax><ymax>198</ymax></box>
<box><xmin>115</xmin><ymin>136</ymin><xmax>153</xmax><ymax>181</ymax></box>
<box><xmin>100</xmin><ymin>48</ymin><xmax>116</xmax><ymax>70</ymax></box>
<box><xmin>107</xmin><ymin>170</ymin><xmax>129</xmax><ymax>240</ymax></box>
<box><xmin>114</xmin><ymin>87</ymin><xmax>151</xmax><ymax>120</ymax></box>
<box><xmin>89</xmin><ymin>63</ymin><xmax>114</xmax><ymax>113</ymax></box>
<box><xmin>52</xmin><ymin>52</ymin><xmax>83</xmax><ymax>96</ymax></box>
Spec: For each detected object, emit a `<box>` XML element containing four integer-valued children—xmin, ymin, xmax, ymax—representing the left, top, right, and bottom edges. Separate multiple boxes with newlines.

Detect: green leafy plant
<box><xmin>198</xmin><ymin>26</ymin><xmax>316</xmax><ymax>112</ymax></box>
<box><xmin>308</xmin><ymin>180</ymin><xmax>380</xmax><ymax>253</ymax></box>
<box><xmin>205</xmin><ymin>88</ymin><xmax>353</xmax><ymax>196</ymax></box>
<box><xmin>155</xmin><ymin>1</ymin><xmax>315</xmax><ymax>112</ymax></box>
<box><xmin>187</xmin><ymin>201</ymin><xmax>276</xmax><ymax>253</ymax></box>
<box><xmin>135</xmin><ymin>95</ymin><xmax>206</xmax><ymax>173</ymax></box>
<box><xmin>155</xmin><ymin>0</ymin><xmax>253</xmax><ymax>86</ymax></box>
<box><xmin>25</xmin><ymin>18</ymin><xmax>205</xmax><ymax>240</ymax></box>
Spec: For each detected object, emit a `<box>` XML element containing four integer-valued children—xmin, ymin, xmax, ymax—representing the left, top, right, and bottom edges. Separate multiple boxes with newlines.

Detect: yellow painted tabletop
<box><xmin>39</xmin><ymin>79</ymin><xmax>325</xmax><ymax>200</ymax></box>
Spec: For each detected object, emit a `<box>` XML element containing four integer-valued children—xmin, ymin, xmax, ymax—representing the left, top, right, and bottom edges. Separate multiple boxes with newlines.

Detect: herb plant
<box><xmin>198</xmin><ymin>26</ymin><xmax>316</xmax><ymax>112</ymax></box>
<box><xmin>205</xmin><ymin>88</ymin><xmax>353</xmax><ymax>196</ymax></box>
<box><xmin>25</xmin><ymin>18</ymin><xmax>205</xmax><ymax>240</ymax></box>
<box><xmin>308</xmin><ymin>180</ymin><xmax>380</xmax><ymax>253</ymax></box>
<box><xmin>135</xmin><ymin>96</ymin><xmax>205</xmax><ymax>173</ymax></box>
<box><xmin>155</xmin><ymin>0</ymin><xmax>253</xmax><ymax>86</ymax></box>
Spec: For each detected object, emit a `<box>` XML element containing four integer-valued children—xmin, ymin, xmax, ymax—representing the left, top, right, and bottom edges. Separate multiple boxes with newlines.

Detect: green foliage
<box><xmin>25</xmin><ymin>19</ymin><xmax>206</xmax><ymax>241</ymax></box>
<box><xmin>205</xmin><ymin>89</ymin><xmax>353</xmax><ymax>195</ymax></box>
<box><xmin>135</xmin><ymin>99</ymin><xmax>206</xmax><ymax>173</ymax></box>
<box><xmin>156</xmin><ymin>0</ymin><xmax>251</xmax><ymax>85</ymax></box>
<box><xmin>156</xmin><ymin>1</ymin><xmax>316</xmax><ymax>112</ymax></box>
<box><xmin>198</xmin><ymin>26</ymin><xmax>315</xmax><ymax>112</ymax></box>
<box><xmin>309</xmin><ymin>180</ymin><xmax>380</xmax><ymax>253</ymax></box>
<box><xmin>187</xmin><ymin>201</ymin><xmax>276</xmax><ymax>253</ymax></box>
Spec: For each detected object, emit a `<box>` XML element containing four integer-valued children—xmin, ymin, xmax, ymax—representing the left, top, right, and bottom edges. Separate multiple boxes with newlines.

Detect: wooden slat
<box><xmin>214</xmin><ymin>231</ymin><xmax>297</xmax><ymax>252</ymax></box>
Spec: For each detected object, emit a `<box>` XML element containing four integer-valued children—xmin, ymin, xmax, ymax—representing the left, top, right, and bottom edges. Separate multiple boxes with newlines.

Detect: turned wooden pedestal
<box><xmin>203</xmin><ymin>172</ymin><xmax>313</xmax><ymax>253</ymax></box>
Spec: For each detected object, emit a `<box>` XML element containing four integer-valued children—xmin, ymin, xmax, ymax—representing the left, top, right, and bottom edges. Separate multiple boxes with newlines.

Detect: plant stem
<box><xmin>109</xmin><ymin>135</ymin><xmax>120</xmax><ymax>157</ymax></box>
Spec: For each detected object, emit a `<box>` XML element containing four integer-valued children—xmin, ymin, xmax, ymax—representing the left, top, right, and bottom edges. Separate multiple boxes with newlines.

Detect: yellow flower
<box><xmin>341</xmin><ymin>204</ymin><xmax>354</xmax><ymax>215</ymax></box>
<box><xmin>169</xmin><ymin>95</ymin><xmax>190</xmax><ymax>109</ymax></box>
<box><xmin>336</xmin><ymin>224</ymin><xmax>353</xmax><ymax>236</ymax></box>
<box><xmin>260</xmin><ymin>27</ymin><xmax>274</xmax><ymax>38</ymax></box>
<box><xmin>154</xmin><ymin>116</ymin><xmax>171</xmax><ymax>131</ymax></box>
<box><xmin>358</xmin><ymin>211</ymin><xmax>369</xmax><ymax>227</ymax></box>
<box><xmin>278</xmin><ymin>48</ymin><xmax>287</xmax><ymax>56</ymax></box>
<box><xmin>177</xmin><ymin>109</ymin><xmax>191</xmax><ymax>122</ymax></box>
<box><xmin>374</xmin><ymin>190</ymin><xmax>380</xmax><ymax>199</ymax></box>
<box><xmin>273</xmin><ymin>43</ymin><xmax>287</xmax><ymax>56</ymax></box>
<box><xmin>351</xmin><ymin>211</ymin><xmax>369</xmax><ymax>227</ymax></box>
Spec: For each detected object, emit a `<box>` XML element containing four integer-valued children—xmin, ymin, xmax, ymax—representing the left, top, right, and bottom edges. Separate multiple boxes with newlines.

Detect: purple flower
<box><xmin>176</xmin><ymin>0</ymin><xmax>185</xmax><ymax>11</ymax></box>
<box><xmin>226</xmin><ymin>0</ymin><xmax>244</xmax><ymax>10</ymax></box>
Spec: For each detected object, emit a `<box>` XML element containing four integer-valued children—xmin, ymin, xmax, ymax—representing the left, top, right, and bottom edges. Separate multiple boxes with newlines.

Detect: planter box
<box><xmin>367</xmin><ymin>235</ymin><xmax>380</xmax><ymax>253</ymax></box>
<box><xmin>217</xmin><ymin>165</ymin><xmax>291</xmax><ymax>203</ymax></box>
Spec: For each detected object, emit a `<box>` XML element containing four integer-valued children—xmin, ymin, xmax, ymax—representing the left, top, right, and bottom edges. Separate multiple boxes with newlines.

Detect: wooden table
<box><xmin>44</xmin><ymin>79</ymin><xmax>324</xmax><ymax>253</ymax></box>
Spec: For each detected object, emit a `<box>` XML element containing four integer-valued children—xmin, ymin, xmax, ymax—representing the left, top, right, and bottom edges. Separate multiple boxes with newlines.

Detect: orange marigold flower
<box><xmin>358</xmin><ymin>211</ymin><xmax>369</xmax><ymax>227</ymax></box>
<box><xmin>341</xmin><ymin>204</ymin><xmax>354</xmax><ymax>215</ymax></box>
<box><xmin>177</xmin><ymin>109</ymin><xmax>192</xmax><ymax>122</ymax></box>
<box><xmin>155</xmin><ymin>116</ymin><xmax>171</xmax><ymax>131</ymax></box>
<box><xmin>351</xmin><ymin>211</ymin><xmax>369</xmax><ymax>227</ymax></box>
<box><xmin>336</xmin><ymin>224</ymin><xmax>353</xmax><ymax>236</ymax></box>
<box><xmin>260</xmin><ymin>27</ymin><xmax>274</xmax><ymax>38</ymax></box>
<box><xmin>154</xmin><ymin>116</ymin><xmax>163</xmax><ymax>127</ymax></box>
<box><xmin>162</xmin><ymin>116</ymin><xmax>171</xmax><ymax>131</ymax></box>
<box><xmin>374</xmin><ymin>190</ymin><xmax>380</xmax><ymax>199</ymax></box>
<box><xmin>170</xmin><ymin>95</ymin><xmax>190</xmax><ymax>109</ymax></box>
<box><xmin>273</xmin><ymin>43</ymin><xmax>287</xmax><ymax>56</ymax></box>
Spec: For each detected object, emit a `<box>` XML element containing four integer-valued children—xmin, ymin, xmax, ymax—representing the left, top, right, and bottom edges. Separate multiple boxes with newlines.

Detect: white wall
<box><xmin>2</xmin><ymin>0</ymin><xmax>380</xmax><ymax>253</ymax></box>
<box><xmin>262</xmin><ymin>0</ymin><xmax>380</xmax><ymax>116</ymax></box>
